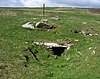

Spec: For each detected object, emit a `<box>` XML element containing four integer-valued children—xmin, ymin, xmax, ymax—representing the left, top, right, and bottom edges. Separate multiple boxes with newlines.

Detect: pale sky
<box><xmin>0</xmin><ymin>0</ymin><xmax>100</xmax><ymax>8</ymax></box>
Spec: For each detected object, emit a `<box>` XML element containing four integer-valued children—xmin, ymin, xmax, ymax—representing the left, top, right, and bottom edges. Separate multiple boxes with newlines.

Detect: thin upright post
<box><xmin>43</xmin><ymin>3</ymin><xmax>45</xmax><ymax>17</ymax></box>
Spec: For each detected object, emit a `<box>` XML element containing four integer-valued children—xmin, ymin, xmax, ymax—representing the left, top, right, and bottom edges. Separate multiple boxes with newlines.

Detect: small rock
<box><xmin>92</xmin><ymin>50</ymin><xmax>96</xmax><ymax>55</ymax></box>
<box><xmin>87</xmin><ymin>64</ymin><xmax>90</xmax><ymax>67</ymax></box>
<box><xmin>89</xmin><ymin>47</ymin><xmax>92</xmax><ymax>50</ymax></box>
<box><xmin>88</xmin><ymin>33</ymin><xmax>93</xmax><ymax>36</ymax></box>
<box><xmin>74</xmin><ymin>39</ymin><xmax>79</xmax><ymax>42</ymax></box>
<box><xmin>82</xmin><ymin>22</ymin><xmax>87</xmax><ymax>24</ymax></box>
<box><xmin>95</xmin><ymin>33</ymin><xmax>99</xmax><ymax>36</ymax></box>
<box><xmin>66</xmin><ymin>57</ymin><xmax>70</xmax><ymax>61</ymax></box>
<box><xmin>77</xmin><ymin>52</ymin><xmax>83</xmax><ymax>56</ymax></box>
<box><xmin>41</xmin><ymin>19</ymin><xmax>48</xmax><ymax>22</ymax></box>
<box><xmin>22</xmin><ymin>22</ymin><xmax>35</xmax><ymax>30</ymax></box>
<box><xmin>25</xmin><ymin>42</ymin><xmax>28</xmax><ymax>44</ymax></box>
<box><xmin>51</xmin><ymin>16</ymin><xmax>60</xmax><ymax>20</ymax></box>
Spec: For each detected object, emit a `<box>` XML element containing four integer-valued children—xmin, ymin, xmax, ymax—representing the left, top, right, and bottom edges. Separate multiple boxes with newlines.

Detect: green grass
<box><xmin>0</xmin><ymin>7</ymin><xmax>100</xmax><ymax>79</ymax></box>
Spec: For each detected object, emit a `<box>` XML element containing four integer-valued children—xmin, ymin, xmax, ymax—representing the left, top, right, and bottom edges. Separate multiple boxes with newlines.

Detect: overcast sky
<box><xmin>0</xmin><ymin>0</ymin><xmax>100</xmax><ymax>8</ymax></box>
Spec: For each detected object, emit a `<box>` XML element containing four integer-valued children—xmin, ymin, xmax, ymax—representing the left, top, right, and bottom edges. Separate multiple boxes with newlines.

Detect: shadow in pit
<box><xmin>50</xmin><ymin>47</ymin><xmax>66</xmax><ymax>56</ymax></box>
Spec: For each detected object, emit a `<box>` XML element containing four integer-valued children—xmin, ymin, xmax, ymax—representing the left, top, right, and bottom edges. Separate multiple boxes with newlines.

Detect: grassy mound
<box><xmin>0</xmin><ymin>8</ymin><xmax>100</xmax><ymax>79</ymax></box>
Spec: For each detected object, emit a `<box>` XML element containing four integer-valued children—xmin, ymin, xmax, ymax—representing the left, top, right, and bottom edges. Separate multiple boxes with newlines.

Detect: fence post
<box><xmin>43</xmin><ymin>3</ymin><xmax>45</xmax><ymax>17</ymax></box>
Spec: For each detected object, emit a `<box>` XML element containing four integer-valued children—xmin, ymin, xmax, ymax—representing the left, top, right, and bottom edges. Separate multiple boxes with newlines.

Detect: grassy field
<box><xmin>0</xmin><ymin>7</ymin><xmax>100</xmax><ymax>79</ymax></box>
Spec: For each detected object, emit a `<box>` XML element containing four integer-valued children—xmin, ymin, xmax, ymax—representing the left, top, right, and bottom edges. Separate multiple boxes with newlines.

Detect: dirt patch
<box><xmin>35</xmin><ymin>22</ymin><xmax>56</xmax><ymax>30</ymax></box>
<box><xmin>88</xmin><ymin>8</ymin><xmax>100</xmax><ymax>14</ymax></box>
<box><xmin>0</xmin><ymin>10</ymin><xmax>17</xmax><ymax>16</ymax></box>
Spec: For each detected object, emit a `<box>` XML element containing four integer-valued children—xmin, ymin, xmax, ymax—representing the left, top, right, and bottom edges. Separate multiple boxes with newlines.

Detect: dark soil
<box><xmin>88</xmin><ymin>8</ymin><xmax>100</xmax><ymax>14</ymax></box>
